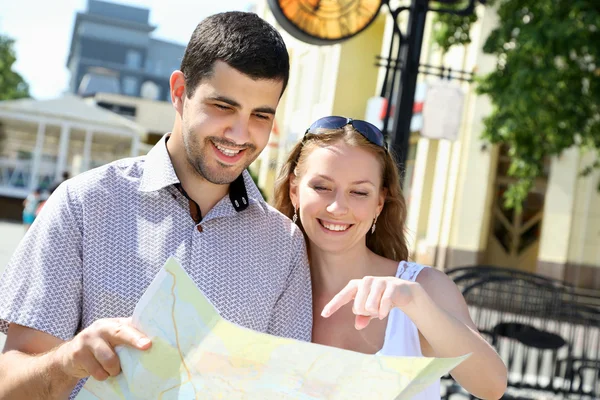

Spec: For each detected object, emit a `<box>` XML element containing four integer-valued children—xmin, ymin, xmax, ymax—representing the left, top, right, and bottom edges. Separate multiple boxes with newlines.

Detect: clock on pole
<box><xmin>267</xmin><ymin>0</ymin><xmax>383</xmax><ymax>45</ymax></box>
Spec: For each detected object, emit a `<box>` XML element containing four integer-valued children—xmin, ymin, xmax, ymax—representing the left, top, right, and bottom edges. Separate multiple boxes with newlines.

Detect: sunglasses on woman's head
<box><xmin>304</xmin><ymin>116</ymin><xmax>387</xmax><ymax>149</ymax></box>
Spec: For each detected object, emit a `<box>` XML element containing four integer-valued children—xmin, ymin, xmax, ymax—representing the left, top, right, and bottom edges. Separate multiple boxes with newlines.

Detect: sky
<box><xmin>0</xmin><ymin>0</ymin><xmax>253</xmax><ymax>100</ymax></box>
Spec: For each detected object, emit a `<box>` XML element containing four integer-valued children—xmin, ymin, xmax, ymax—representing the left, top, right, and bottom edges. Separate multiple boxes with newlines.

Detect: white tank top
<box><xmin>376</xmin><ymin>261</ymin><xmax>441</xmax><ymax>400</ymax></box>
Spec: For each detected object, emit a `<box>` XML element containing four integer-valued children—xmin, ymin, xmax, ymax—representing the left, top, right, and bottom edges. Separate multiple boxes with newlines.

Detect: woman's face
<box><xmin>291</xmin><ymin>141</ymin><xmax>385</xmax><ymax>255</ymax></box>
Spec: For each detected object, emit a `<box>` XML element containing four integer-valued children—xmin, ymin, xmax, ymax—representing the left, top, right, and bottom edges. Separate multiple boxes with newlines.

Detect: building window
<box><xmin>140</xmin><ymin>81</ymin><xmax>160</xmax><ymax>100</ymax></box>
<box><xmin>126</xmin><ymin>50</ymin><xmax>142</xmax><ymax>69</ymax></box>
<box><xmin>122</xmin><ymin>76</ymin><xmax>138</xmax><ymax>96</ymax></box>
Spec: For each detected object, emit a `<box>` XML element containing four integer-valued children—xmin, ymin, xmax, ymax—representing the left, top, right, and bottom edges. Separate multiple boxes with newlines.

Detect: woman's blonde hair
<box><xmin>273</xmin><ymin>125</ymin><xmax>409</xmax><ymax>262</ymax></box>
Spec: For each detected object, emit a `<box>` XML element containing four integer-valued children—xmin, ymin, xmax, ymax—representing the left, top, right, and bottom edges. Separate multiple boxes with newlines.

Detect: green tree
<box><xmin>0</xmin><ymin>34</ymin><xmax>30</xmax><ymax>100</ymax></box>
<box><xmin>432</xmin><ymin>2</ymin><xmax>478</xmax><ymax>55</ymax></box>
<box><xmin>433</xmin><ymin>1</ymin><xmax>600</xmax><ymax>209</ymax></box>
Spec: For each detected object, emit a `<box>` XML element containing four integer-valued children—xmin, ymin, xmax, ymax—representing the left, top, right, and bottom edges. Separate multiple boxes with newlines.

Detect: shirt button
<box><xmin>196</xmin><ymin>225</ymin><xmax>203</xmax><ymax>232</ymax></box>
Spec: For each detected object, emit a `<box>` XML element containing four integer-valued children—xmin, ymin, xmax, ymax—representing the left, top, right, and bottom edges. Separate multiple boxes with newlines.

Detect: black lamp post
<box><xmin>380</xmin><ymin>0</ymin><xmax>483</xmax><ymax>187</ymax></box>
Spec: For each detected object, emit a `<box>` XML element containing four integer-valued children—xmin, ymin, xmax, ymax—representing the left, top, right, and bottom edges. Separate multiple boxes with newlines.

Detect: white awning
<box><xmin>0</xmin><ymin>95</ymin><xmax>147</xmax><ymax>138</ymax></box>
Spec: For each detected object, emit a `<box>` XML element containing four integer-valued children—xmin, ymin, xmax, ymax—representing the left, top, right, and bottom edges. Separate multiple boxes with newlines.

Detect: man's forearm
<box><xmin>0</xmin><ymin>350</ymin><xmax>78</xmax><ymax>400</ymax></box>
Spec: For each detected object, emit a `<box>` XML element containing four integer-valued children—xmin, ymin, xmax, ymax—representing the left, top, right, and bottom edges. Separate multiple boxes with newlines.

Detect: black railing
<box><xmin>443</xmin><ymin>266</ymin><xmax>600</xmax><ymax>399</ymax></box>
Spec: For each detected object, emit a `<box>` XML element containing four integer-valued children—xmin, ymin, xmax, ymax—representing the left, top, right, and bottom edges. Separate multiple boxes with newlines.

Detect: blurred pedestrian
<box><xmin>48</xmin><ymin>171</ymin><xmax>70</xmax><ymax>194</ymax></box>
<box><xmin>22</xmin><ymin>187</ymin><xmax>41</xmax><ymax>231</ymax></box>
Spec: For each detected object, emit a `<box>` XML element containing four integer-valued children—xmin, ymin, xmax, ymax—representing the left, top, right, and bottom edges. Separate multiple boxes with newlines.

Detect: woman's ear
<box><xmin>289</xmin><ymin>173</ymin><xmax>299</xmax><ymax>208</ymax></box>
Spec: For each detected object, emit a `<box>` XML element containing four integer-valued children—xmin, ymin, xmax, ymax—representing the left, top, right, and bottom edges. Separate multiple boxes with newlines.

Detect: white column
<box><xmin>405</xmin><ymin>138</ymin><xmax>438</xmax><ymax>257</ymax></box>
<box><xmin>537</xmin><ymin>147</ymin><xmax>580</xmax><ymax>276</ymax></box>
<box><xmin>55</xmin><ymin>123</ymin><xmax>71</xmax><ymax>181</ymax></box>
<box><xmin>423</xmin><ymin>140</ymin><xmax>453</xmax><ymax>266</ymax></box>
<box><xmin>437</xmin><ymin>139</ymin><xmax>463</xmax><ymax>269</ymax></box>
<box><xmin>82</xmin><ymin>129</ymin><xmax>93</xmax><ymax>172</ymax></box>
<box><xmin>130</xmin><ymin>132</ymin><xmax>140</xmax><ymax>157</ymax></box>
<box><xmin>29</xmin><ymin>121</ymin><xmax>46</xmax><ymax>191</ymax></box>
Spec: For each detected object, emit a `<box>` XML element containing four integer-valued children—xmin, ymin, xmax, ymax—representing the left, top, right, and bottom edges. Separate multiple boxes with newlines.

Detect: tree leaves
<box><xmin>432</xmin><ymin>1</ymin><xmax>479</xmax><ymax>54</ymax></box>
<box><xmin>0</xmin><ymin>34</ymin><xmax>30</xmax><ymax>101</ymax></box>
<box><xmin>433</xmin><ymin>0</ymin><xmax>600</xmax><ymax>209</ymax></box>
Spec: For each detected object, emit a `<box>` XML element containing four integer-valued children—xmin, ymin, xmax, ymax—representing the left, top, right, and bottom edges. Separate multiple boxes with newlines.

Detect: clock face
<box><xmin>268</xmin><ymin>0</ymin><xmax>383</xmax><ymax>45</ymax></box>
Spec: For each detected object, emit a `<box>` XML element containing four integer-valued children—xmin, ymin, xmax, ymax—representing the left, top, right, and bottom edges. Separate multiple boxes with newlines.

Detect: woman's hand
<box><xmin>321</xmin><ymin>276</ymin><xmax>422</xmax><ymax>330</ymax></box>
<box><xmin>322</xmin><ymin>270</ymin><xmax>508</xmax><ymax>399</ymax></box>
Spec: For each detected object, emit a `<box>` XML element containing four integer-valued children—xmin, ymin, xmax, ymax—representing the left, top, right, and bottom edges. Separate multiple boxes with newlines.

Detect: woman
<box><xmin>274</xmin><ymin>116</ymin><xmax>507</xmax><ymax>399</ymax></box>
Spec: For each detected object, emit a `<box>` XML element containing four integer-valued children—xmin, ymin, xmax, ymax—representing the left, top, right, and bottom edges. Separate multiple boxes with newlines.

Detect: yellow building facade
<box><xmin>253</xmin><ymin>2</ymin><xmax>600</xmax><ymax>290</ymax></box>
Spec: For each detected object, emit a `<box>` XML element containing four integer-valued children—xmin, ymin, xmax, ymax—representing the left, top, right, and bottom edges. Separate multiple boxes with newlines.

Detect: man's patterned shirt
<box><xmin>0</xmin><ymin>134</ymin><xmax>312</xmax><ymax>396</ymax></box>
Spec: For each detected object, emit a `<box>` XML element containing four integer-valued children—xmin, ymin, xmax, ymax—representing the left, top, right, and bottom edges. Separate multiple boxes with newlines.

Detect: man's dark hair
<box><xmin>180</xmin><ymin>12</ymin><xmax>290</xmax><ymax>97</ymax></box>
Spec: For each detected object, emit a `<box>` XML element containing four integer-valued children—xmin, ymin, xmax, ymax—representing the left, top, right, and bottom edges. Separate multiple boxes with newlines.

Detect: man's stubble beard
<box><xmin>183</xmin><ymin>130</ymin><xmax>256</xmax><ymax>185</ymax></box>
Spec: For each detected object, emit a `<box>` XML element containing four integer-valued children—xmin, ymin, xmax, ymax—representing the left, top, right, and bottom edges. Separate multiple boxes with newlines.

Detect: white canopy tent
<box><xmin>0</xmin><ymin>95</ymin><xmax>147</xmax><ymax>198</ymax></box>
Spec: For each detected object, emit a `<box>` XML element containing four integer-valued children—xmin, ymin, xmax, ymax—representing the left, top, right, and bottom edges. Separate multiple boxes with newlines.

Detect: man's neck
<box><xmin>166</xmin><ymin>132</ymin><xmax>230</xmax><ymax>217</ymax></box>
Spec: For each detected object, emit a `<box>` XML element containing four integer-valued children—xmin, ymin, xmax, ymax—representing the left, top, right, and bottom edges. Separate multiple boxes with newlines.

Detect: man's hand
<box><xmin>53</xmin><ymin>317</ymin><xmax>151</xmax><ymax>381</ymax></box>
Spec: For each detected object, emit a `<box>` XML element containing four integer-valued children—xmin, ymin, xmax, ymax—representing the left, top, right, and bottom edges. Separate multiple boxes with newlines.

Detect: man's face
<box><xmin>178</xmin><ymin>61</ymin><xmax>283</xmax><ymax>185</ymax></box>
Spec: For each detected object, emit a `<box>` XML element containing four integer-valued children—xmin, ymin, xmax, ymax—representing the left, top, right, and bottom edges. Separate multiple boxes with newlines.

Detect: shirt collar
<box><xmin>138</xmin><ymin>133</ymin><xmax>180</xmax><ymax>193</ymax></box>
<box><xmin>138</xmin><ymin>133</ymin><xmax>265</xmax><ymax>213</ymax></box>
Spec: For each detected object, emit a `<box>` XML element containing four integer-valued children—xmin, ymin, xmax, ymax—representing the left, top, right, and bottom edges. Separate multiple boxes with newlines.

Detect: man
<box><xmin>0</xmin><ymin>12</ymin><xmax>311</xmax><ymax>399</ymax></box>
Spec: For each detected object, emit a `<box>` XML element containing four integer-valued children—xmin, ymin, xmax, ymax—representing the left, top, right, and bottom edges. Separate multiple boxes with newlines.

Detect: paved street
<box><xmin>0</xmin><ymin>220</ymin><xmax>25</xmax><ymax>350</ymax></box>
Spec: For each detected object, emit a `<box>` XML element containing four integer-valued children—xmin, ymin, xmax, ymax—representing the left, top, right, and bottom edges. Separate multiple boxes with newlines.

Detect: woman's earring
<box><xmin>371</xmin><ymin>215</ymin><xmax>378</xmax><ymax>234</ymax></box>
<box><xmin>292</xmin><ymin>205</ymin><xmax>298</xmax><ymax>224</ymax></box>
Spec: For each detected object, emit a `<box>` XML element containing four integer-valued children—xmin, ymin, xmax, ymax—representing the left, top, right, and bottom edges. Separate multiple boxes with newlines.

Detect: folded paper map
<box><xmin>76</xmin><ymin>257</ymin><xmax>468</xmax><ymax>399</ymax></box>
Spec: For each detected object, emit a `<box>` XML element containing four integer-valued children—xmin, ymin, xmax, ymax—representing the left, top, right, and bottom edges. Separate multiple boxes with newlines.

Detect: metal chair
<box><xmin>442</xmin><ymin>266</ymin><xmax>600</xmax><ymax>399</ymax></box>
